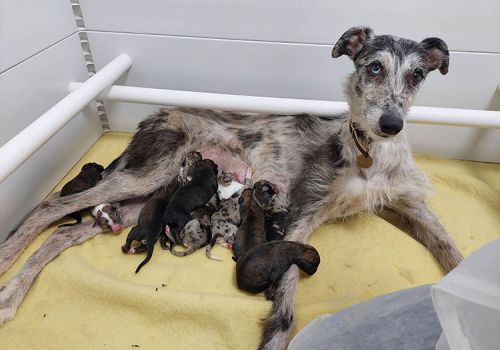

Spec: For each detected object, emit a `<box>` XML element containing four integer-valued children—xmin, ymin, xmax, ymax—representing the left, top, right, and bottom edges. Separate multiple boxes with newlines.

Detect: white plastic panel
<box><xmin>0</xmin><ymin>0</ymin><xmax>77</xmax><ymax>72</ymax></box>
<box><xmin>0</xmin><ymin>34</ymin><xmax>102</xmax><ymax>240</ymax></box>
<box><xmin>79</xmin><ymin>0</ymin><xmax>500</xmax><ymax>53</ymax></box>
<box><xmin>88</xmin><ymin>32</ymin><xmax>500</xmax><ymax>111</ymax></box>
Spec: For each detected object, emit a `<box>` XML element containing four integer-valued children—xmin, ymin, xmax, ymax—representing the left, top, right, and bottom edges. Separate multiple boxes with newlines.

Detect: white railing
<box><xmin>0</xmin><ymin>54</ymin><xmax>132</xmax><ymax>184</ymax></box>
<box><xmin>1</xmin><ymin>52</ymin><xmax>498</xmax><ymax>184</ymax></box>
<box><xmin>69</xmin><ymin>83</ymin><xmax>500</xmax><ymax>128</ymax></box>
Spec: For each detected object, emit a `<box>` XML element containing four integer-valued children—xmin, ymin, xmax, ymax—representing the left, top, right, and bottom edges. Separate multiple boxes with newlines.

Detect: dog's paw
<box><xmin>0</xmin><ymin>280</ymin><xmax>23</xmax><ymax>326</ymax></box>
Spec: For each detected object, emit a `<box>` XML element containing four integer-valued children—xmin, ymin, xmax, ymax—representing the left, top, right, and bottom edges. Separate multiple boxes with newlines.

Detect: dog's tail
<box><xmin>258</xmin><ymin>266</ymin><xmax>299</xmax><ymax>350</ymax></box>
<box><xmin>205</xmin><ymin>234</ymin><xmax>223</xmax><ymax>261</ymax></box>
<box><xmin>135</xmin><ymin>238</ymin><xmax>154</xmax><ymax>273</ymax></box>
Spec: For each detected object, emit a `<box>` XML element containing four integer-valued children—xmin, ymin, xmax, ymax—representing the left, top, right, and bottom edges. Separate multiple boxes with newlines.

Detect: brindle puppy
<box><xmin>232</xmin><ymin>188</ymin><xmax>267</xmax><ymax>262</ymax></box>
<box><xmin>253</xmin><ymin>180</ymin><xmax>291</xmax><ymax>241</ymax></box>
<box><xmin>58</xmin><ymin>162</ymin><xmax>104</xmax><ymax>227</ymax></box>
<box><xmin>236</xmin><ymin>241</ymin><xmax>320</xmax><ymax>294</ymax></box>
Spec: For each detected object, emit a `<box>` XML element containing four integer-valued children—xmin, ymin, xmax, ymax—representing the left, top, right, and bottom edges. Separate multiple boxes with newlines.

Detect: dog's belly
<box><xmin>199</xmin><ymin>147</ymin><xmax>250</xmax><ymax>184</ymax></box>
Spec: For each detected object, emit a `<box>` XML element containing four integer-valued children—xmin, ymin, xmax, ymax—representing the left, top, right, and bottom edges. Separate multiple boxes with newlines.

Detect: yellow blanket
<box><xmin>1</xmin><ymin>132</ymin><xmax>499</xmax><ymax>349</ymax></box>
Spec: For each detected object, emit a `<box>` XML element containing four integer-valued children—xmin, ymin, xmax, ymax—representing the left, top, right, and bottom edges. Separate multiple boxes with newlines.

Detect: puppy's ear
<box><xmin>421</xmin><ymin>37</ymin><xmax>449</xmax><ymax>75</ymax></box>
<box><xmin>332</xmin><ymin>26</ymin><xmax>374</xmax><ymax>59</ymax></box>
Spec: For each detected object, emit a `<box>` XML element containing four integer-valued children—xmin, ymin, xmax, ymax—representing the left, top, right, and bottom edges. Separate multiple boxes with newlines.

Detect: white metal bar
<box><xmin>69</xmin><ymin>83</ymin><xmax>500</xmax><ymax>128</ymax></box>
<box><xmin>0</xmin><ymin>54</ymin><xmax>132</xmax><ymax>184</ymax></box>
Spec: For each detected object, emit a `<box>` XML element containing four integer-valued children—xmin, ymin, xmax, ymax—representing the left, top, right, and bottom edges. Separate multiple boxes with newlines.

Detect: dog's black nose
<box><xmin>379</xmin><ymin>112</ymin><xmax>404</xmax><ymax>135</ymax></box>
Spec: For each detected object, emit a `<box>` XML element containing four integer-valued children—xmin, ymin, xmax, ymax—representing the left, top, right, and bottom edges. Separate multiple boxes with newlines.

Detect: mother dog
<box><xmin>0</xmin><ymin>26</ymin><xmax>462</xmax><ymax>349</ymax></box>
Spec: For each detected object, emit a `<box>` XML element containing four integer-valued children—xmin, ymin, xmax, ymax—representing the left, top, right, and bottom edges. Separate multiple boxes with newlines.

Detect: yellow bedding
<box><xmin>1</xmin><ymin>132</ymin><xmax>499</xmax><ymax>349</ymax></box>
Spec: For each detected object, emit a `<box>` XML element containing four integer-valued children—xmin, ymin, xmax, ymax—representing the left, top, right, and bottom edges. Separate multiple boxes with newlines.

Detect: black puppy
<box><xmin>162</xmin><ymin>159</ymin><xmax>218</xmax><ymax>248</ymax></box>
<box><xmin>232</xmin><ymin>188</ymin><xmax>267</xmax><ymax>262</ymax></box>
<box><xmin>122</xmin><ymin>179</ymin><xmax>178</xmax><ymax>262</ymax></box>
<box><xmin>59</xmin><ymin>162</ymin><xmax>104</xmax><ymax>227</ymax></box>
<box><xmin>236</xmin><ymin>241</ymin><xmax>320</xmax><ymax>294</ymax></box>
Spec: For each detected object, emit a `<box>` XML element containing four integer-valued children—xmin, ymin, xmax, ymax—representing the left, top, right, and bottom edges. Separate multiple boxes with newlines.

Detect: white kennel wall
<box><xmin>0</xmin><ymin>0</ymin><xmax>102</xmax><ymax>241</ymax></box>
<box><xmin>78</xmin><ymin>0</ymin><xmax>500</xmax><ymax>160</ymax></box>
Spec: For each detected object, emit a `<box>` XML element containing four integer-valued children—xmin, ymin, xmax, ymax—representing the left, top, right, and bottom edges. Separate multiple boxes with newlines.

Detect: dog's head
<box><xmin>93</xmin><ymin>203</ymin><xmax>123</xmax><ymax>233</ymax></box>
<box><xmin>179</xmin><ymin>151</ymin><xmax>202</xmax><ymax>183</ymax></box>
<box><xmin>332</xmin><ymin>26</ymin><xmax>449</xmax><ymax>139</ymax></box>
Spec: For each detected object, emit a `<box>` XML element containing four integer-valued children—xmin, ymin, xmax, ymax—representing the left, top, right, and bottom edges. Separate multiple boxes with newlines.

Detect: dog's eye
<box><xmin>367</xmin><ymin>62</ymin><xmax>382</xmax><ymax>76</ymax></box>
<box><xmin>411</xmin><ymin>69</ymin><xmax>423</xmax><ymax>85</ymax></box>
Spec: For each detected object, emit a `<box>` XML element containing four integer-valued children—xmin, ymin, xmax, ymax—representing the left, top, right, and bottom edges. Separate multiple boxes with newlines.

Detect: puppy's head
<box><xmin>217</xmin><ymin>172</ymin><xmax>245</xmax><ymax>200</ymax></box>
<box><xmin>94</xmin><ymin>203</ymin><xmax>123</xmax><ymax>233</ymax></box>
<box><xmin>179</xmin><ymin>151</ymin><xmax>202</xmax><ymax>183</ymax></box>
<box><xmin>199</xmin><ymin>159</ymin><xmax>218</xmax><ymax>176</ymax></box>
<box><xmin>252</xmin><ymin>180</ymin><xmax>276</xmax><ymax>208</ymax></box>
<box><xmin>293</xmin><ymin>244</ymin><xmax>320</xmax><ymax>275</ymax></box>
<box><xmin>82</xmin><ymin>162</ymin><xmax>105</xmax><ymax>173</ymax></box>
<box><xmin>332</xmin><ymin>26</ymin><xmax>449</xmax><ymax>139</ymax></box>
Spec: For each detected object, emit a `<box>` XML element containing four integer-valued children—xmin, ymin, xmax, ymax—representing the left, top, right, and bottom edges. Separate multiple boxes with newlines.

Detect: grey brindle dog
<box><xmin>0</xmin><ymin>27</ymin><xmax>462</xmax><ymax>349</ymax></box>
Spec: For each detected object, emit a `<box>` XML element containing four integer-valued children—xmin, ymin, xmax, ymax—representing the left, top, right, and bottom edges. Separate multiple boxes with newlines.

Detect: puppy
<box><xmin>162</xmin><ymin>158</ymin><xmax>218</xmax><ymax>245</ymax></box>
<box><xmin>59</xmin><ymin>162</ymin><xmax>104</xmax><ymax>227</ymax></box>
<box><xmin>178</xmin><ymin>151</ymin><xmax>202</xmax><ymax>185</ymax></box>
<box><xmin>253</xmin><ymin>180</ymin><xmax>291</xmax><ymax>241</ymax></box>
<box><xmin>122</xmin><ymin>180</ymin><xmax>178</xmax><ymax>260</ymax></box>
<box><xmin>206</xmin><ymin>173</ymin><xmax>244</xmax><ymax>260</ymax></box>
<box><xmin>92</xmin><ymin>203</ymin><xmax>123</xmax><ymax>233</ymax></box>
<box><xmin>170</xmin><ymin>205</ymin><xmax>216</xmax><ymax>257</ymax></box>
<box><xmin>232</xmin><ymin>188</ymin><xmax>267</xmax><ymax>262</ymax></box>
<box><xmin>236</xmin><ymin>241</ymin><xmax>320</xmax><ymax>294</ymax></box>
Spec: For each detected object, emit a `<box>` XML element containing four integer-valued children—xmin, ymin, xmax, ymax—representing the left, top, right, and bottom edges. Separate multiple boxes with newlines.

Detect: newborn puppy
<box><xmin>59</xmin><ymin>162</ymin><xmax>104</xmax><ymax>227</ymax></box>
<box><xmin>236</xmin><ymin>241</ymin><xmax>320</xmax><ymax>294</ymax></box>
<box><xmin>253</xmin><ymin>180</ymin><xmax>291</xmax><ymax>241</ymax></box>
<box><xmin>92</xmin><ymin>203</ymin><xmax>123</xmax><ymax>233</ymax></box>
<box><xmin>206</xmin><ymin>173</ymin><xmax>244</xmax><ymax>260</ymax></box>
<box><xmin>163</xmin><ymin>158</ymin><xmax>218</xmax><ymax>246</ymax></box>
<box><xmin>170</xmin><ymin>205</ymin><xmax>216</xmax><ymax>257</ymax></box>
<box><xmin>232</xmin><ymin>188</ymin><xmax>267</xmax><ymax>262</ymax></box>
<box><xmin>178</xmin><ymin>151</ymin><xmax>202</xmax><ymax>185</ymax></box>
<box><xmin>122</xmin><ymin>181</ymin><xmax>178</xmax><ymax>261</ymax></box>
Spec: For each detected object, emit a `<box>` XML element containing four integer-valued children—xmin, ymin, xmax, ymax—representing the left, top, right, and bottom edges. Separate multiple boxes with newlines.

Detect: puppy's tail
<box><xmin>170</xmin><ymin>243</ymin><xmax>200</xmax><ymax>257</ymax></box>
<box><xmin>135</xmin><ymin>239</ymin><xmax>154</xmax><ymax>273</ymax></box>
<box><xmin>205</xmin><ymin>234</ymin><xmax>223</xmax><ymax>261</ymax></box>
<box><xmin>58</xmin><ymin>212</ymin><xmax>82</xmax><ymax>228</ymax></box>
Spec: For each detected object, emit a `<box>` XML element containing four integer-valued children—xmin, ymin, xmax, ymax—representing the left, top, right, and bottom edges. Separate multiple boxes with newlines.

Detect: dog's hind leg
<box><xmin>388</xmin><ymin>199</ymin><xmax>463</xmax><ymax>272</ymax></box>
<box><xmin>0</xmin><ymin>134</ymin><xmax>198</xmax><ymax>276</ymax></box>
<box><xmin>0</xmin><ymin>198</ymin><xmax>146</xmax><ymax>325</ymax></box>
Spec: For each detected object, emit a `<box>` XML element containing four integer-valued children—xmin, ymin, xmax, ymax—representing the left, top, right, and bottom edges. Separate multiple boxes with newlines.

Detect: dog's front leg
<box><xmin>259</xmin><ymin>208</ymin><xmax>330</xmax><ymax>350</ymax></box>
<box><xmin>388</xmin><ymin>199</ymin><xmax>463</xmax><ymax>272</ymax></box>
<box><xmin>0</xmin><ymin>199</ymin><xmax>145</xmax><ymax>326</ymax></box>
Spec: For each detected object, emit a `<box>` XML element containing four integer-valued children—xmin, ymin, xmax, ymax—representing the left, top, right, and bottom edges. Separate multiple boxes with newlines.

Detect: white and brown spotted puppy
<box><xmin>253</xmin><ymin>180</ymin><xmax>291</xmax><ymax>241</ymax></box>
<box><xmin>236</xmin><ymin>241</ymin><xmax>320</xmax><ymax>294</ymax></box>
<box><xmin>92</xmin><ymin>203</ymin><xmax>123</xmax><ymax>233</ymax></box>
<box><xmin>206</xmin><ymin>173</ymin><xmax>245</xmax><ymax>260</ymax></box>
<box><xmin>170</xmin><ymin>204</ymin><xmax>216</xmax><ymax>257</ymax></box>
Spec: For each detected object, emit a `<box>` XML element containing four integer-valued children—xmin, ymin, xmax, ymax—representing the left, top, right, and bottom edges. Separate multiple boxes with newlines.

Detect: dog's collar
<box><xmin>349</xmin><ymin>122</ymin><xmax>373</xmax><ymax>169</ymax></box>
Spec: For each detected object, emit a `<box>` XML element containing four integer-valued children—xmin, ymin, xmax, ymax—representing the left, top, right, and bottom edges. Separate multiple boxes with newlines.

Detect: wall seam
<box><xmin>70</xmin><ymin>0</ymin><xmax>110</xmax><ymax>131</ymax></box>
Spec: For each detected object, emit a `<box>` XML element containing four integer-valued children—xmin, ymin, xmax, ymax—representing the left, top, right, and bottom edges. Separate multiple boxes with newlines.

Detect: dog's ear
<box><xmin>332</xmin><ymin>26</ymin><xmax>374</xmax><ymax>59</ymax></box>
<box><xmin>420</xmin><ymin>37</ymin><xmax>449</xmax><ymax>75</ymax></box>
